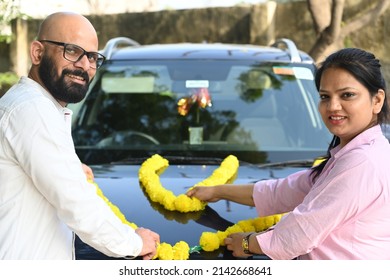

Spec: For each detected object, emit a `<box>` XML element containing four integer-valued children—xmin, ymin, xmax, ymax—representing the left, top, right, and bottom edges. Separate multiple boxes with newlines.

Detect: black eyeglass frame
<box><xmin>39</xmin><ymin>39</ymin><xmax>106</xmax><ymax>69</ymax></box>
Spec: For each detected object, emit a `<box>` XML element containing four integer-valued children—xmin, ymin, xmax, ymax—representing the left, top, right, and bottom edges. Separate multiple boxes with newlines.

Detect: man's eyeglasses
<box><xmin>39</xmin><ymin>39</ymin><xmax>106</xmax><ymax>69</ymax></box>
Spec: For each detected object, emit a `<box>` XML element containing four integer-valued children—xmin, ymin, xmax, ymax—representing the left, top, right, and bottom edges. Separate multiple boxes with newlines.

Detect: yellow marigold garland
<box><xmin>199</xmin><ymin>214</ymin><xmax>285</xmax><ymax>252</ymax></box>
<box><xmin>155</xmin><ymin>241</ymin><xmax>190</xmax><ymax>260</ymax></box>
<box><xmin>94</xmin><ymin>181</ymin><xmax>137</xmax><ymax>229</ymax></box>
<box><xmin>91</xmin><ymin>154</ymin><xmax>284</xmax><ymax>259</ymax></box>
<box><xmin>138</xmin><ymin>154</ymin><xmax>239</xmax><ymax>213</ymax></box>
<box><xmin>92</xmin><ymin>180</ymin><xmax>190</xmax><ymax>260</ymax></box>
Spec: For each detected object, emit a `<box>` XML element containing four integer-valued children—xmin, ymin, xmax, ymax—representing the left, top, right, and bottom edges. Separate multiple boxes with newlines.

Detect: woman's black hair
<box><xmin>311</xmin><ymin>48</ymin><xmax>389</xmax><ymax>181</ymax></box>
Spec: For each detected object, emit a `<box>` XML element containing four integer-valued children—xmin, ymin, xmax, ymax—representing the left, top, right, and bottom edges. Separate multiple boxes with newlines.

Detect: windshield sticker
<box><xmin>272</xmin><ymin>66</ymin><xmax>314</xmax><ymax>80</ymax></box>
<box><xmin>272</xmin><ymin>66</ymin><xmax>294</xmax><ymax>76</ymax></box>
<box><xmin>185</xmin><ymin>80</ymin><xmax>209</xmax><ymax>88</ymax></box>
<box><xmin>102</xmin><ymin>76</ymin><xmax>155</xmax><ymax>93</ymax></box>
<box><xmin>293</xmin><ymin>67</ymin><xmax>314</xmax><ymax>80</ymax></box>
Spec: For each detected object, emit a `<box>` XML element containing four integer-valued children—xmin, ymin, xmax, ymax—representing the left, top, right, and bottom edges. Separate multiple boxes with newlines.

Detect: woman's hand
<box><xmin>187</xmin><ymin>184</ymin><xmax>255</xmax><ymax>206</ymax></box>
<box><xmin>225</xmin><ymin>232</ymin><xmax>263</xmax><ymax>257</ymax></box>
<box><xmin>224</xmin><ymin>232</ymin><xmax>253</xmax><ymax>258</ymax></box>
<box><xmin>186</xmin><ymin>186</ymin><xmax>220</xmax><ymax>202</ymax></box>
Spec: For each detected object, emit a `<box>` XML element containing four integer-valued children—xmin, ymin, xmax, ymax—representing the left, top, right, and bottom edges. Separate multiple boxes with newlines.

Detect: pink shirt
<box><xmin>253</xmin><ymin>125</ymin><xmax>390</xmax><ymax>259</ymax></box>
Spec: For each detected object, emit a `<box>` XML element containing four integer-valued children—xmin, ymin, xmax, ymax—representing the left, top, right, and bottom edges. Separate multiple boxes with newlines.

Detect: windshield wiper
<box><xmin>110</xmin><ymin>157</ymin><xmax>150</xmax><ymax>165</ymax></box>
<box><xmin>111</xmin><ymin>156</ymin><xmax>321</xmax><ymax>168</ymax></box>
<box><xmin>112</xmin><ymin>156</ymin><xmax>227</xmax><ymax>165</ymax></box>
<box><xmin>257</xmin><ymin>159</ymin><xmax>316</xmax><ymax>168</ymax></box>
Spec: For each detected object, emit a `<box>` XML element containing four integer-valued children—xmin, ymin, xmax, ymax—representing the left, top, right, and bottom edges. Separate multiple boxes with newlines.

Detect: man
<box><xmin>0</xmin><ymin>12</ymin><xmax>159</xmax><ymax>260</ymax></box>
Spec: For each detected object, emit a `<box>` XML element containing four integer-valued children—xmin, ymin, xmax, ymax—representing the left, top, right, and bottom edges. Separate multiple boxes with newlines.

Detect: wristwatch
<box><xmin>242</xmin><ymin>233</ymin><xmax>254</xmax><ymax>254</ymax></box>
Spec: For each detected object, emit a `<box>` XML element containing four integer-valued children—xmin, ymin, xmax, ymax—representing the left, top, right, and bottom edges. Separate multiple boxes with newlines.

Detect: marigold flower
<box><xmin>173</xmin><ymin>241</ymin><xmax>190</xmax><ymax>260</ymax></box>
<box><xmin>157</xmin><ymin>243</ymin><xmax>174</xmax><ymax>260</ymax></box>
<box><xmin>199</xmin><ymin>232</ymin><xmax>220</xmax><ymax>252</ymax></box>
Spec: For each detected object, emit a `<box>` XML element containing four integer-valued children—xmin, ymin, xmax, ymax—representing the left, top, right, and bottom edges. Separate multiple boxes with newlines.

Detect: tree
<box><xmin>85</xmin><ymin>0</ymin><xmax>158</xmax><ymax>15</ymax></box>
<box><xmin>0</xmin><ymin>0</ymin><xmax>19</xmax><ymax>43</ymax></box>
<box><xmin>307</xmin><ymin>0</ymin><xmax>390</xmax><ymax>61</ymax></box>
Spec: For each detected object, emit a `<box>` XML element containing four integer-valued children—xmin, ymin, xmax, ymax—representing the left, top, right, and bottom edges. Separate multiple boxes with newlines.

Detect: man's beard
<box><xmin>39</xmin><ymin>55</ymin><xmax>90</xmax><ymax>104</ymax></box>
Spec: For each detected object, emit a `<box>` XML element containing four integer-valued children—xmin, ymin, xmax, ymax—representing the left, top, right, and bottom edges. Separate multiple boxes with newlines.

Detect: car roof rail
<box><xmin>102</xmin><ymin>37</ymin><xmax>140</xmax><ymax>60</ymax></box>
<box><xmin>271</xmin><ymin>38</ymin><xmax>302</xmax><ymax>63</ymax></box>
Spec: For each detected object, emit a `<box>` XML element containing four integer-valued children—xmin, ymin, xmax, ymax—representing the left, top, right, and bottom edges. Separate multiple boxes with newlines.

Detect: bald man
<box><xmin>0</xmin><ymin>12</ymin><xmax>160</xmax><ymax>260</ymax></box>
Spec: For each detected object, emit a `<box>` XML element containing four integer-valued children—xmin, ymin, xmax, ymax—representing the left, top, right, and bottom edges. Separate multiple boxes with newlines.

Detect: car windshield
<box><xmin>72</xmin><ymin>59</ymin><xmax>332</xmax><ymax>165</ymax></box>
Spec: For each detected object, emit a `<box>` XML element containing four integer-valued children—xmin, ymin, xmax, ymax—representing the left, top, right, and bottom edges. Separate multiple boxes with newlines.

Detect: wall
<box><xmin>5</xmin><ymin>2</ymin><xmax>390</xmax><ymax>82</ymax></box>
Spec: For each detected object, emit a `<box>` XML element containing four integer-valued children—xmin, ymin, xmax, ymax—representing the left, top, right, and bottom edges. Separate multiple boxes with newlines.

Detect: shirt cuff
<box><xmin>124</xmin><ymin>227</ymin><xmax>143</xmax><ymax>258</ymax></box>
<box><xmin>255</xmin><ymin>228</ymin><xmax>274</xmax><ymax>259</ymax></box>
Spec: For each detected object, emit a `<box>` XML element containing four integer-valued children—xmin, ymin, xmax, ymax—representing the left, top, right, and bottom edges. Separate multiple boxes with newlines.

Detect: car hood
<box><xmin>76</xmin><ymin>162</ymin><xmax>308</xmax><ymax>260</ymax></box>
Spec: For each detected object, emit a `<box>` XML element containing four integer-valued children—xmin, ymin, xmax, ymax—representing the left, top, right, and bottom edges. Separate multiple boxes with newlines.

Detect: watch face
<box><xmin>242</xmin><ymin>236</ymin><xmax>250</xmax><ymax>253</ymax></box>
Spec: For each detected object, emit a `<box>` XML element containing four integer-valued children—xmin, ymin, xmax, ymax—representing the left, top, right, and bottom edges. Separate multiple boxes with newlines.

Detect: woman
<box><xmin>187</xmin><ymin>48</ymin><xmax>390</xmax><ymax>259</ymax></box>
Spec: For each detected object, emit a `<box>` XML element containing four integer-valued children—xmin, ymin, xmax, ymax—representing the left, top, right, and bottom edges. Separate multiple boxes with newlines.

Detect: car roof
<box><xmin>101</xmin><ymin>38</ymin><xmax>314</xmax><ymax>64</ymax></box>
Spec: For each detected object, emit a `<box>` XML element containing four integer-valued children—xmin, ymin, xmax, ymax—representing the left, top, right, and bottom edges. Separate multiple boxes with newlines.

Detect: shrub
<box><xmin>0</xmin><ymin>71</ymin><xmax>19</xmax><ymax>97</ymax></box>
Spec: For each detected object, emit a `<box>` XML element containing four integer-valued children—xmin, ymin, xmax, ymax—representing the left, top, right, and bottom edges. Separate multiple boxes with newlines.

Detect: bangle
<box><xmin>242</xmin><ymin>233</ymin><xmax>255</xmax><ymax>254</ymax></box>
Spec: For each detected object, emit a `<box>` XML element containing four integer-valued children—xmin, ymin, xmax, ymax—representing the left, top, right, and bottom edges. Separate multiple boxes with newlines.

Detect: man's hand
<box><xmin>135</xmin><ymin>227</ymin><xmax>160</xmax><ymax>260</ymax></box>
<box><xmin>82</xmin><ymin>163</ymin><xmax>94</xmax><ymax>181</ymax></box>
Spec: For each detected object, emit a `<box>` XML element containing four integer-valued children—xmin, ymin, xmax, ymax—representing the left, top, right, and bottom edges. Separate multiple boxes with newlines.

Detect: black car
<box><xmin>70</xmin><ymin>37</ymin><xmax>332</xmax><ymax>259</ymax></box>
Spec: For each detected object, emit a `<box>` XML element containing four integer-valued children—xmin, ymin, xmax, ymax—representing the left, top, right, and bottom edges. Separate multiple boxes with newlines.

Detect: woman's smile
<box><xmin>328</xmin><ymin>114</ymin><xmax>347</xmax><ymax>125</ymax></box>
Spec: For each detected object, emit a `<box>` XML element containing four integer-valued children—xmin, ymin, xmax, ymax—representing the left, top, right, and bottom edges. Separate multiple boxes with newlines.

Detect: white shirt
<box><xmin>0</xmin><ymin>76</ymin><xmax>143</xmax><ymax>259</ymax></box>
